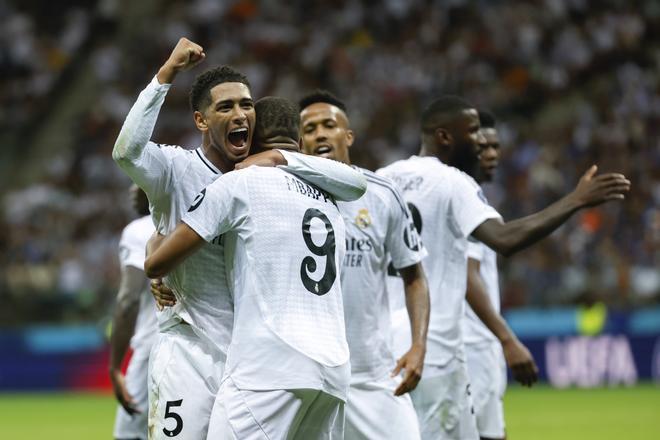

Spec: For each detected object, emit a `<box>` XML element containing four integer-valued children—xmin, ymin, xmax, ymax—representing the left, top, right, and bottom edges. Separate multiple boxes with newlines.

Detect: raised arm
<box><xmin>465</xmin><ymin>257</ymin><xmax>538</xmax><ymax>387</ymax></box>
<box><xmin>112</xmin><ymin>38</ymin><xmax>205</xmax><ymax>199</ymax></box>
<box><xmin>472</xmin><ymin>166</ymin><xmax>630</xmax><ymax>256</ymax></box>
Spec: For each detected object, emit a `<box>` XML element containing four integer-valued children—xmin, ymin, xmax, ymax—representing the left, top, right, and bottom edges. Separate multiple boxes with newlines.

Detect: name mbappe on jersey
<box><xmin>284</xmin><ymin>175</ymin><xmax>335</xmax><ymax>205</ymax></box>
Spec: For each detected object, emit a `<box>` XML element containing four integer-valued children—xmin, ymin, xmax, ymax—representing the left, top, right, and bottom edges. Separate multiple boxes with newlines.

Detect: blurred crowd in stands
<box><xmin>1</xmin><ymin>0</ymin><xmax>658</xmax><ymax>324</ymax></box>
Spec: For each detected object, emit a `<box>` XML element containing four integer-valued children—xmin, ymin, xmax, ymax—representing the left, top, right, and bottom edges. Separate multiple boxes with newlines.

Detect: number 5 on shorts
<box><xmin>163</xmin><ymin>399</ymin><xmax>183</xmax><ymax>437</ymax></box>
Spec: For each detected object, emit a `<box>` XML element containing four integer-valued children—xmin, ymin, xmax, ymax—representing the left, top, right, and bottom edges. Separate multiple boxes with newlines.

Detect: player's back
<box><xmin>379</xmin><ymin>155</ymin><xmax>499</xmax><ymax>366</ymax></box>
<box><xmin>183</xmin><ymin>166</ymin><xmax>350</xmax><ymax>400</ymax></box>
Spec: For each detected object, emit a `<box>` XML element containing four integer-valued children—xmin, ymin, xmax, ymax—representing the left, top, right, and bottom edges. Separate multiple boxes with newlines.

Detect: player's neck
<box><xmin>419</xmin><ymin>144</ymin><xmax>449</xmax><ymax>164</ymax></box>
<box><xmin>201</xmin><ymin>143</ymin><xmax>234</xmax><ymax>173</ymax></box>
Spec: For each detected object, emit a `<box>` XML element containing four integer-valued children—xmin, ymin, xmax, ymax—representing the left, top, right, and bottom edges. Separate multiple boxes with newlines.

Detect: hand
<box><xmin>157</xmin><ymin>37</ymin><xmax>206</xmax><ymax>84</ymax></box>
<box><xmin>110</xmin><ymin>368</ymin><xmax>140</xmax><ymax>415</ymax></box>
<box><xmin>391</xmin><ymin>343</ymin><xmax>425</xmax><ymax>396</ymax></box>
<box><xmin>235</xmin><ymin>150</ymin><xmax>286</xmax><ymax>170</ymax></box>
<box><xmin>571</xmin><ymin>165</ymin><xmax>631</xmax><ymax>208</ymax></box>
<box><xmin>502</xmin><ymin>337</ymin><xmax>538</xmax><ymax>387</ymax></box>
<box><xmin>150</xmin><ymin>279</ymin><xmax>176</xmax><ymax>310</ymax></box>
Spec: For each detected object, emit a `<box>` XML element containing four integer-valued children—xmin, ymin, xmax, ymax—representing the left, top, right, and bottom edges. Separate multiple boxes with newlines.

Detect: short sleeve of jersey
<box><xmin>385</xmin><ymin>187</ymin><xmax>427</xmax><ymax>270</ymax></box>
<box><xmin>182</xmin><ymin>171</ymin><xmax>248</xmax><ymax>242</ymax></box>
<box><xmin>466</xmin><ymin>239</ymin><xmax>484</xmax><ymax>261</ymax></box>
<box><xmin>451</xmin><ymin>174</ymin><xmax>501</xmax><ymax>238</ymax></box>
<box><xmin>118</xmin><ymin>226</ymin><xmax>147</xmax><ymax>270</ymax></box>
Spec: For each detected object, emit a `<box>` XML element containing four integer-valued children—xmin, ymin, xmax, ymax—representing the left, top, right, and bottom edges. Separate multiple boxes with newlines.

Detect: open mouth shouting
<box><xmin>227</xmin><ymin>127</ymin><xmax>249</xmax><ymax>155</ymax></box>
<box><xmin>314</xmin><ymin>143</ymin><xmax>334</xmax><ymax>158</ymax></box>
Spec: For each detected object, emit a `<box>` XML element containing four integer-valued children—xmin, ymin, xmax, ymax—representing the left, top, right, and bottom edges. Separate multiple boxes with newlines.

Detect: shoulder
<box><xmin>359</xmin><ymin>167</ymin><xmax>408</xmax><ymax>215</ymax></box>
<box><xmin>376</xmin><ymin>158</ymin><xmax>409</xmax><ymax>175</ymax></box>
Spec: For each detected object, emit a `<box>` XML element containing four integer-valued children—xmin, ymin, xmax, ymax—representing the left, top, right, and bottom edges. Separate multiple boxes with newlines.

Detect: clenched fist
<box><xmin>157</xmin><ymin>37</ymin><xmax>206</xmax><ymax>84</ymax></box>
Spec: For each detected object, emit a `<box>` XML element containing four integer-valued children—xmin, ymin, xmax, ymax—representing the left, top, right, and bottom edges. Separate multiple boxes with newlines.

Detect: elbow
<box><xmin>346</xmin><ymin>175</ymin><xmax>368</xmax><ymax>201</ymax></box>
<box><xmin>498</xmin><ymin>245</ymin><xmax>516</xmax><ymax>258</ymax></box>
<box><xmin>112</xmin><ymin>143</ymin><xmax>128</xmax><ymax>164</ymax></box>
<box><xmin>356</xmin><ymin>176</ymin><xmax>368</xmax><ymax>198</ymax></box>
<box><xmin>488</xmin><ymin>237</ymin><xmax>517</xmax><ymax>257</ymax></box>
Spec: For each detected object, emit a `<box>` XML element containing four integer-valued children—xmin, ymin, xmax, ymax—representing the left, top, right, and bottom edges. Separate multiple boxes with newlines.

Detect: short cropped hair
<box><xmin>421</xmin><ymin>95</ymin><xmax>474</xmax><ymax>133</ymax></box>
<box><xmin>255</xmin><ymin>96</ymin><xmax>300</xmax><ymax>141</ymax></box>
<box><xmin>189</xmin><ymin>65</ymin><xmax>251</xmax><ymax>112</ymax></box>
<box><xmin>479</xmin><ymin>110</ymin><xmax>497</xmax><ymax>129</ymax></box>
<box><xmin>299</xmin><ymin>89</ymin><xmax>347</xmax><ymax>113</ymax></box>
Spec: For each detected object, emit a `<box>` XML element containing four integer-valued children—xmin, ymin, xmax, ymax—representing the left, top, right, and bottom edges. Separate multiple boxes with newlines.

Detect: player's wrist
<box><xmin>156</xmin><ymin>63</ymin><xmax>178</xmax><ymax>84</ymax></box>
<box><xmin>499</xmin><ymin>333</ymin><xmax>515</xmax><ymax>346</ymax></box>
<box><xmin>564</xmin><ymin>190</ymin><xmax>586</xmax><ymax>211</ymax></box>
<box><xmin>410</xmin><ymin>340</ymin><xmax>426</xmax><ymax>352</ymax></box>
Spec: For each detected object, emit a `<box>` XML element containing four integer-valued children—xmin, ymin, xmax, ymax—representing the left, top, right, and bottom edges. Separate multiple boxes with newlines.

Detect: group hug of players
<box><xmin>108</xmin><ymin>38</ymin><xmax>631</xmax><ymax>440</ymax></box>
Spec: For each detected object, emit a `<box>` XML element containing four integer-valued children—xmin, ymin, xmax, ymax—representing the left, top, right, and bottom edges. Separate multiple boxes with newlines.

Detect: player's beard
<box><xmin>451</xmin><ymin>140</ymin><xmax>480</xmax><ymax>178</ymax></box>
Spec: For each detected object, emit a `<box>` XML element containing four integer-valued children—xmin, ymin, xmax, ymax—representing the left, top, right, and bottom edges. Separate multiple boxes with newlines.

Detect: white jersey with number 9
<box><xmin>183</xmin><ymin>165</ymin><xmax>350</xmax><ymax>400</ymax></box>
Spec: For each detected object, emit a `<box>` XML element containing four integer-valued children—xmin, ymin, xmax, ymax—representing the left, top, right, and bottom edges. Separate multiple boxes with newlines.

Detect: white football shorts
<box><xmin>410</xmin><ymin>358</ymin><xmax>479</xmax><ymax>440</ymax></box>
<box><xmin>345</xmin><ymin>371</ymin><xmax>420</xmax><ymax>440</ymax></box>
<box><xmin>465</xmin><ymin>341</ymin><xmax>507</xmax><ymax>439</ymax></box>
<box><xmin>147</xmin><ymin>323</ymin><xmax>224</xmax><ymax>440</ymax></box>
<box><xmin>206</xmin><ymin>376</ymin><xmax>345</xmax><ymax>439</ymax></box>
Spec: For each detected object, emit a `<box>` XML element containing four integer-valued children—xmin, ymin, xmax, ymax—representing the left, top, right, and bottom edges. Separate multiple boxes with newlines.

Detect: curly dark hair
<box><xmin>255</xmin><ymin>96</ymin><xmax>300</xmax><ymax>141</ymax></box>
<box><xmin>298</xmin><ymin>89</ymin><xmax>347</xmax><ymax>113</ymax></box>
<box><xmin>189</xmin><ymin>65</ymin><xmax>251</xmax><ymax>112</ymax></box>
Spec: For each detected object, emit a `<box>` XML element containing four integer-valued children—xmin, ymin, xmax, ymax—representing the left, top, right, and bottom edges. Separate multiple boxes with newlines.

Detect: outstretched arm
<box><xmin>144</xmin><ymin>223</ymin><xmax>205</xmax><ymax>278</ymax></box>
<box><xmin>109</xmin><ymin>265</ymin><xmax>146</xmax><ymax>414</ymax></box>
<box><xmin>472</xmin><ymin>166</ymin><xmax>630</xmax><ymax>256</ymax></box>
<box><xmin>392</xmin><ymin>263</ymin><xmax>430</xmax><ymax>396</ymax></box>
<box><xmin>465</xmin><ymin>258</ymin><xmax>538</xmax><ymax>387</ymax></box>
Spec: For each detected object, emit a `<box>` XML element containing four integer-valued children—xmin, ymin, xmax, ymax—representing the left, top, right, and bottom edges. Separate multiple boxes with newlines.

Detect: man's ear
<box><xmin>193</xmin><ymin>111</ymin><xmax>208</xmax><ymax>132</ymax></box>
<box><xmin>346</xmin><ymin>129</ymin><xmax>355</xmax><ymax>148</ymax></box>
<box><xmin>435</xmin><ymin>127</ymin><xmax>452</xmax><ymax>150</ymax></box>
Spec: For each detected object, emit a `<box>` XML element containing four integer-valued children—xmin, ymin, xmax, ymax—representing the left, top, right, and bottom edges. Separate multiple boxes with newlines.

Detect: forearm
<box><xmin>144</xmin><ymin>223</ymin><xmax>204</xmax><ymax>278</ymax></box>
<box><xmin>146</xmin><ymin>231</ymin><xmax>166</xmax><ymax>259</ymax></box>
<box><xmin>466</xmin><ymin>260</ymin><xmax>515</xmax><ymax>344</ymax></box>
<box><xmin>474</xmin><ymin>193</ymin><xmax>581</xmax><ymax>256</ymax></box>
<box><xmin>401</xmin><ymin>264</ymin><xmax>429</xmax><ymax>347</ymax></box>
<box><xmin>112</xmin><ymin>77</ymin><xmax>170</xmax><ymax>165</ymax></box>
<box><xmin>109</xmin><ymin>298</ymin><xmax>140</xmax><ymax>372</ymax></box>
<box><xmin>278</xmin><ymin>150</ymin><xmax>367</xmax><ymax>201</ymax></box>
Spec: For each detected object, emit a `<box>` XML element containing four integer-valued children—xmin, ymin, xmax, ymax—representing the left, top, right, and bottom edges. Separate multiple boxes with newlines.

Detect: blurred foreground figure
<box><xmin>380</xmin><ymin>96</ymin><xmax>630</xmax><ymax>440</ymax></box>
<box><xmin>110</xmin><ymin>185</ymin><xmax>157</xmax><ymax>440</ymax></box>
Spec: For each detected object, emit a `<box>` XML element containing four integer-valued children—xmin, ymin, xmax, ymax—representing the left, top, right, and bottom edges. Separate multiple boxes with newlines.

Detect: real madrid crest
<box><xmin>355</xmin><ymin>208</ymin><xmax>371</xmax><ymax>229</ymax></box>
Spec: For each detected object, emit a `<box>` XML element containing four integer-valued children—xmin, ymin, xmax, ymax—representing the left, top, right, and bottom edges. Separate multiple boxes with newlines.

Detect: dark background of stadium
<box><xmin>0</xmin><ymin>0</ymin><xmax>657</xmax><ymax>334</ymax></box>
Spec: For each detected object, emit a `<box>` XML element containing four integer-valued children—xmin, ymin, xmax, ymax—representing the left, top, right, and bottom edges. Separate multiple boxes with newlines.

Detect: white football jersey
<box><xmin>378</xmin><ymin>156</ymin><xmax>501</xmax><ymax>366</ymax></box>
<box><xmin>463</xmin><ymin>238</ymin><xmax>501</xmax><ymax>345</ymax></box>
<box><xmin>183</xmin><ymin>166</ymin><xmax>350</xmax><ymax>400</ymax></box>
<box><xmin>339</xmin><ymin>167</ymin><xmax>426</xmax><ymax>380</ymax></box>
<box><xmin>118</xmin><ymin>215</ymin><xmax>157</xmax><ymax>351</ymax></box>
<box><xmin>114</xmin><ymin>77</ymin><xmax>367</xmax><ymax>361</ymax></box>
